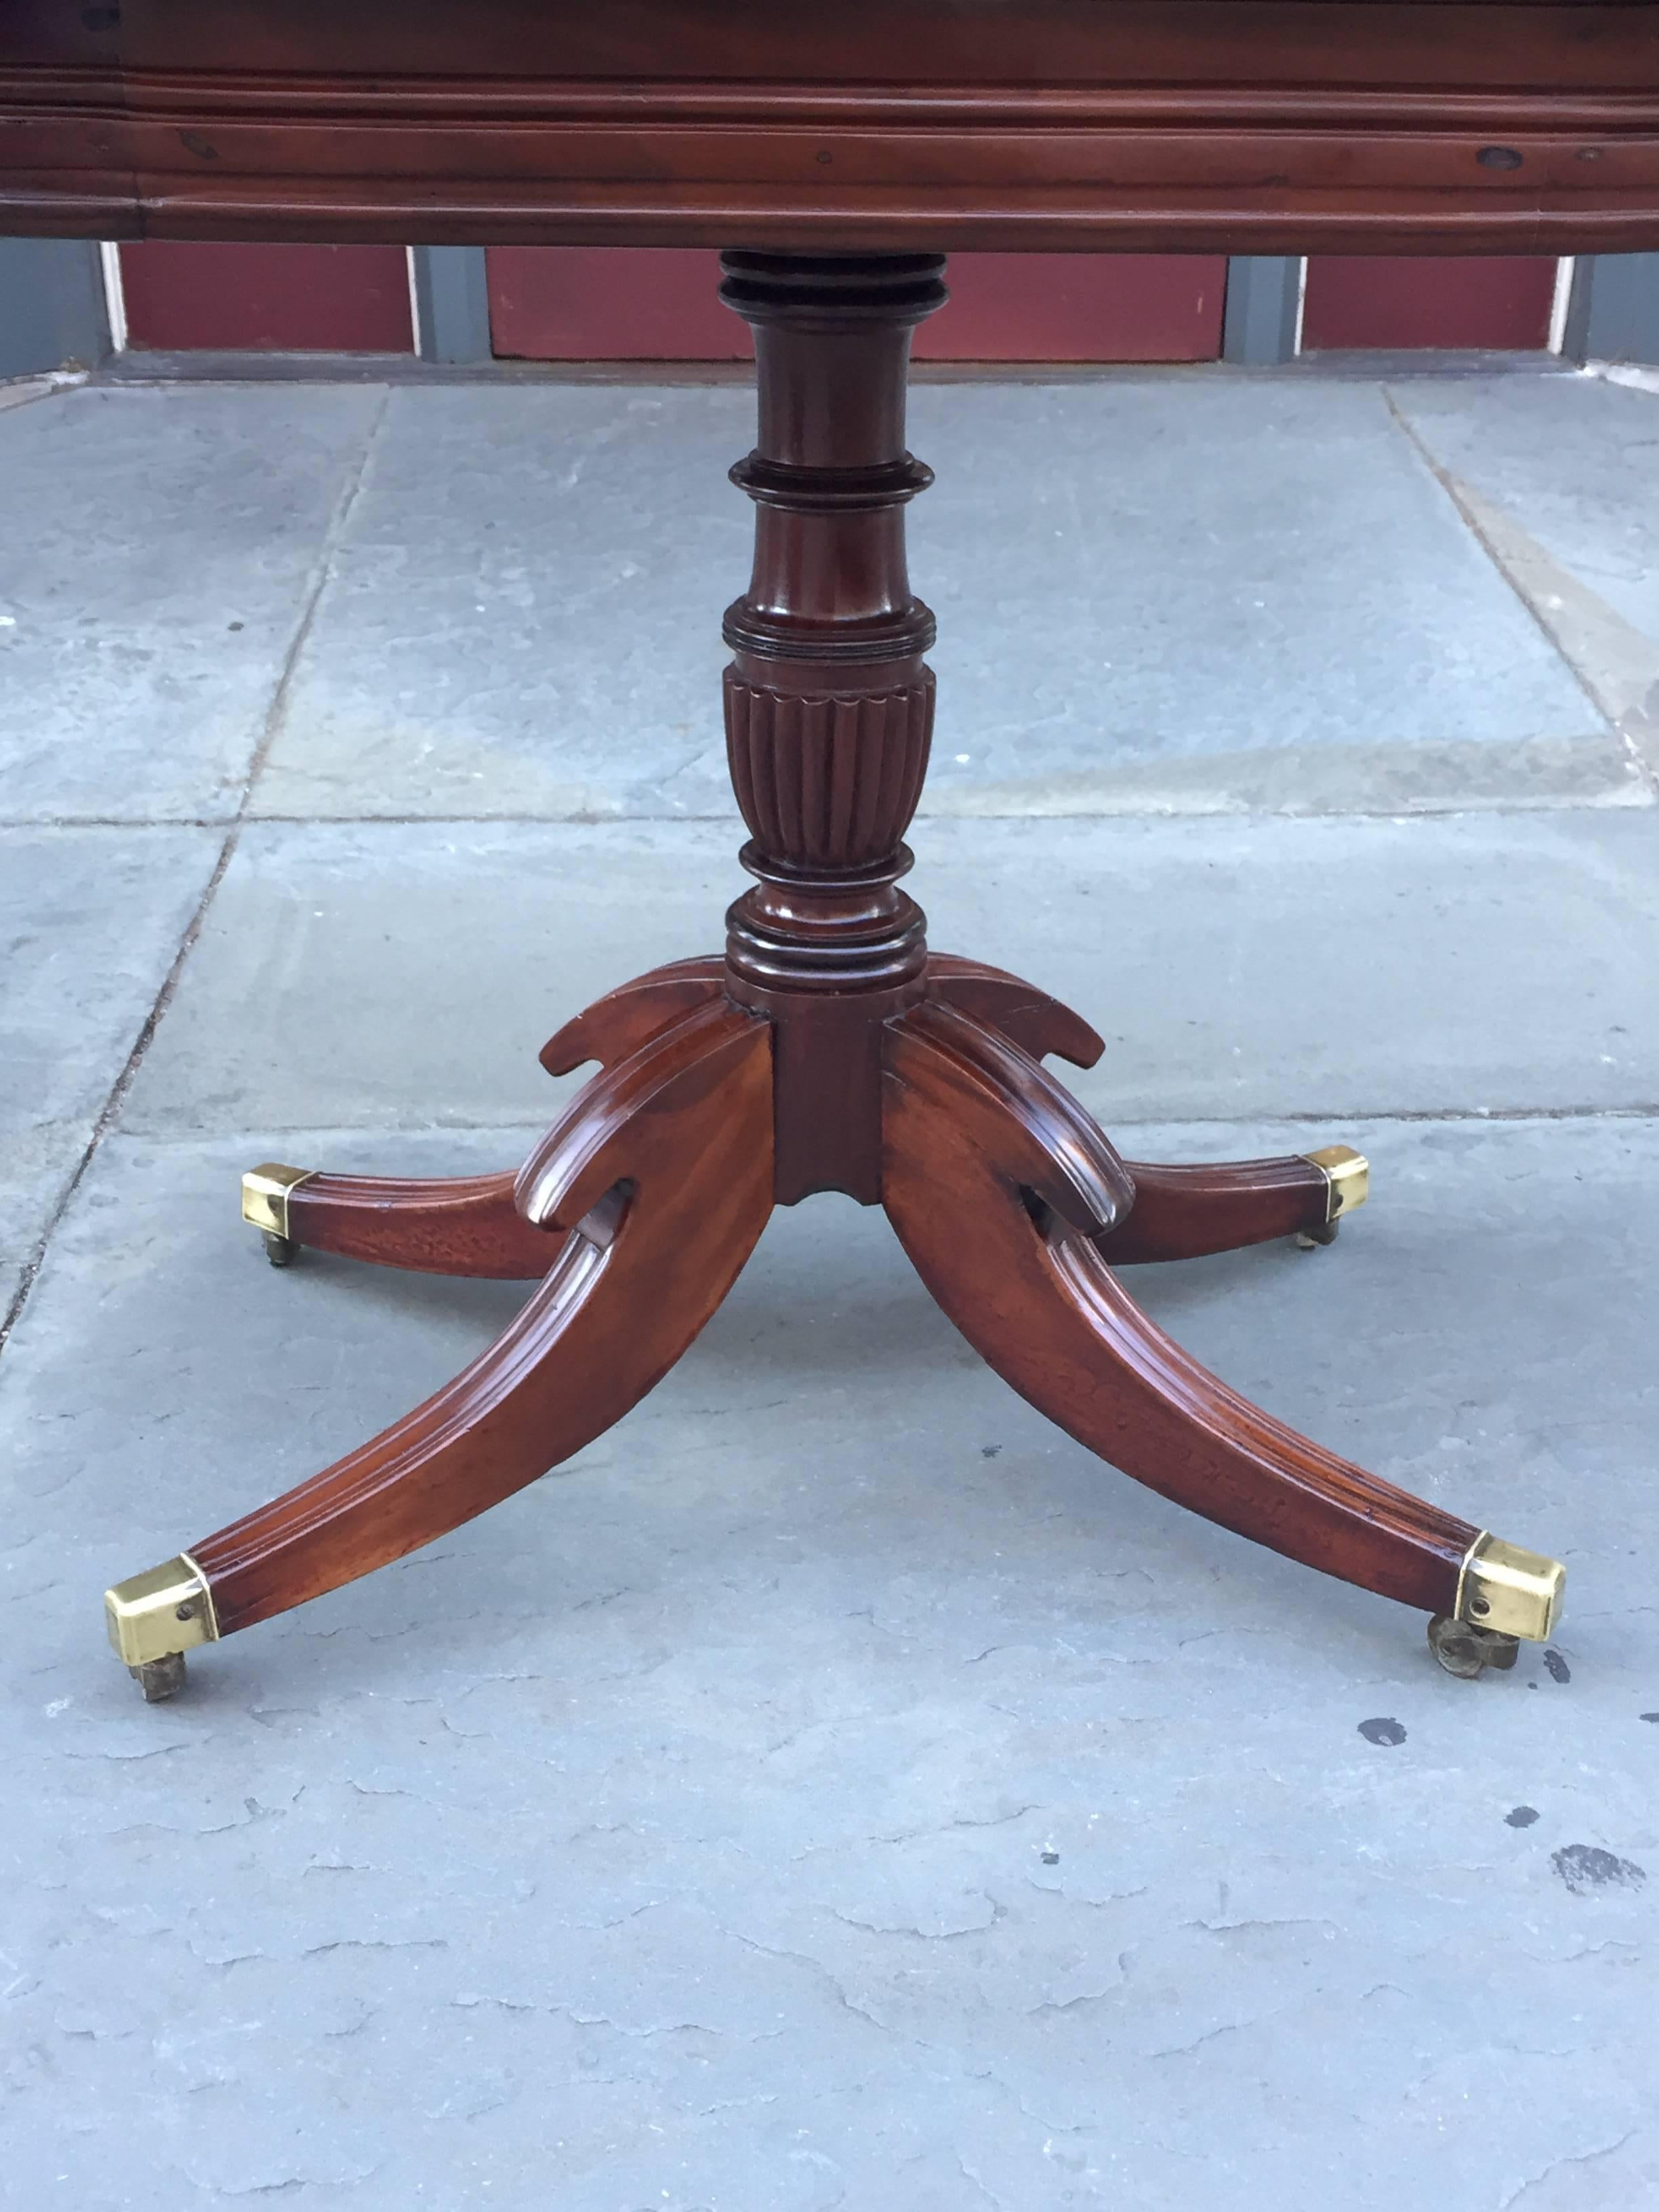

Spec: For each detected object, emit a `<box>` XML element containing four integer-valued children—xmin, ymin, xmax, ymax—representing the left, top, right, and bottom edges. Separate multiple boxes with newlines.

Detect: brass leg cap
<box><xmin>105</xmin><ymin>1554</ymin><xmax>218</xmax><ymax>1696</ymax></box>
<box><xmin>1456</xmin><ymin>1532</ymin><xmax>1565</xmax><ymax>1643</ymax></box>
<box><xmin>242</xmin><ymin>1163</ymin><xmax>313</xmax><ymax>1246</ymax></box>
<box><xmin>1429</xmin><ymin>1614</ymin><xmax>1520</xmax><ymax>1679</ymax></box>
<box><xmin>1294</xmin><ymin>1147</ymin><xmax>1366</xmax><ymax>1248</ymax></box>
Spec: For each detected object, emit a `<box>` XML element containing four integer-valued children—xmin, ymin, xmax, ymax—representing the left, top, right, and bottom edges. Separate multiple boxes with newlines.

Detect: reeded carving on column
<box><xmin>725</xmin><ymin>670</ymin><xmax>935</xmax><ymax>872</ymax></box>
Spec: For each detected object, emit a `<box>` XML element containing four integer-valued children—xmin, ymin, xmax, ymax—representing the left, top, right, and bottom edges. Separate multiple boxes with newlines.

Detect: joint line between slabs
<box><xmin>111</xmin><ymin>1102</ymin><xmax>1659</xmax><ymax>1147</ymax></box>
<box><xmin>1381</xmin><ymin>383</ymin><xmax>1658</xmax><ymax>802</ymax></box>
<box><xmin>1</xmin><ymin>395</ymin><xmax>392</xmax><ymax>1354</ymax></box>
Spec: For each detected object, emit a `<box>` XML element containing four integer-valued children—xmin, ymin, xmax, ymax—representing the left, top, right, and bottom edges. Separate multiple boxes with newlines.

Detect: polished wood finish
<box><xmin>538</xmin><ymin>958</ymin><xmax>727</xmax><ymax>1078</ymax></box>
<box><xmin>194</xmin><ymin>1004</ymin><xmax>773</xmax><ymax>1633</ymax></box>
<box><xmin>6</xmin><ymin>5</ymin><xmax>1659</xmax><ymax>256</ymax></box>
<box><xmin>882</xmin><ymin>1008</ymin><xmax>1475</xmax><ymax>1615</ymax></box>
<box><xmin>285</xmin><ymin>1170</ymin><xmax>552</xmax><ymax>1280</ymax></box>
<box><xmin>718</xmin><ymin>251</ymin><xmax>943</xmax><ymax>1204</ymax></box>
<box><xmin>1096</xmin><ymin>1155</ymin><xmax>1336</xmax><ymax>1265</ymax></box>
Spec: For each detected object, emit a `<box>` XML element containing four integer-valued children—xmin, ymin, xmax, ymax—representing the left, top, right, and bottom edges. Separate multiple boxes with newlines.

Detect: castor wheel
<box><xmin>241</xmin><ymin>1163</ymin><xmax>313</xmax><ymax>1270</ymax></box>
<box><xmin>1427</xmin><ymin>1612</ymin><xmax>1520</xmax><ymax>1679</ymax></box>
<box><xmin>128</xmin><ymin>1653</ymin><xmax>188</xmax><ymax>1701</ymax></box>
<box><xmin>1294</xmin><ymin>1221</ymin><xmax>1340</xmax><ymax>1250</ymax></box>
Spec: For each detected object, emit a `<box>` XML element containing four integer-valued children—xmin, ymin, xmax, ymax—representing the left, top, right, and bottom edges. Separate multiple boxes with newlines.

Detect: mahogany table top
<box><xmin>4</xmin><ymin>1</ymin><xmax>1659</xmax><ymax>255</ymax></box>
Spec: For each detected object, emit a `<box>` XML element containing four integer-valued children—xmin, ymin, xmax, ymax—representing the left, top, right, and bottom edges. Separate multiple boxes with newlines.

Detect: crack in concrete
<box><xmin>0</xmin><ymin>388</ymin><xmax>393</xmax><ymax>1356</ymax></box>
<box><xmin>1500</xmin><ymin>2129</ymin><xmax>1637</xmax><ymax>2209</ymax></box>
<box><xmin>1385</xmin><ymin>388</ymin><xmax>1659</xmax><ymax>803</ymax></box>
<box><xmin>790</xmin><ymin>1805</ymin><xmax>1041</xmax><ymax>1862</ymax></box>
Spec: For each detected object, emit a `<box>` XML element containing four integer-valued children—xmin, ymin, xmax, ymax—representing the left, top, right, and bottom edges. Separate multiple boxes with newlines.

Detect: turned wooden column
<box><xmin>718</xmin><ymin>249</ymin><xmax>949</xmax><ymax>1206</ymax></box>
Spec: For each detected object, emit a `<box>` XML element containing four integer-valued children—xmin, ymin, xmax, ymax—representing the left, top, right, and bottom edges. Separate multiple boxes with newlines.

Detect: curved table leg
<box><xmin>1097</xmin><ymin>1147</ymin><xmax>1369</xmax><ymax>1265</ymax></box>
<box><xmin>924</xmin><ymin>954</ymin><xmax>1368</xmax><ymax>1264</ymax></box>
<box><xmin>106</xmin><ymin>1002</ymin><xmax>773</xmax><ymax>1692</ymax></box>
<box><xmin>882</xmin><ymin>1002</ymin><xmax>1563</xmax><ymax>1662</ymax></box>
<box><xmin>237</xmin><ymin>957</ymin><xmax>732</xmax><ymax>1279</ymax></box>
<box><xmin>243</xmin><ymin>1166</ymin><xmax>558</xmax><ymax>1278</ymax></box>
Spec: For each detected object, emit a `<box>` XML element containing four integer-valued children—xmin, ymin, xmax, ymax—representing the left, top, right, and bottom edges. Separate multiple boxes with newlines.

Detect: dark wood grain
<box><xmin>284</xmin><ymin>1170</ymin><xmax>556</xmax><ymax>1279</ymax></box>
<box><xmin>516</xmin><ymin>998</ymin><xmax>767</xmax><ymax>1231</ymax></box>
<box><xmin>6</xmin><ymin>3</ymin><xmax>1659</xmax><ymax>253</ymax></box>
<box><xmin>897</xmin><ymin>999</ymin><xmax>1136</xmax><ymax>1236</ymax></box>
<box><xmin>266</xmin><ymin>962</ymin><xmax>737</xmax><ymax>1279</ymax></box>
<box><xmin>1095</xmin><ymin>1155</ymin><xmax>1336</xmax><ymax>1264</ymax></box>
<box><xmin>193</xmin><ymin>998</ymin><xmax>773</xmax><ymax>1633</ymax></box>
<box><xmin>716</xmin><ymin>251</ymin><xmax>947</xmax><ymax>1204</ymax></box>
<box><xmin>884</xmin><ymin>1008</ymin><xmax>1473</xmax><ymax>1615</ymax></box>
<box><xmin>925</xmin><ymin>953</ymin><xmax>1106</xmax><ymax>1071</ymax></box>
<box><xmin>538</xmin><ymin>956</ymin><xmax>726</xmax><ymax>1078</ymax></box>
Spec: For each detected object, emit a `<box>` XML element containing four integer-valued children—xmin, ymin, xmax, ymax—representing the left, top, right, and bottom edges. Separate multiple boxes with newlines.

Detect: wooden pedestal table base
<box><xmin>104</xmin><ymin>251</ymin><xmax>1564</xmax><ymax>1700</ymax></box>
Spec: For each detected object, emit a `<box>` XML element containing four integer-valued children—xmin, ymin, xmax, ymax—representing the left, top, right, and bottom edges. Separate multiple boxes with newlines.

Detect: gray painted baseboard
<box><xmin>0</xmin><ymin>237</ymin><xmax>110</xmax><ymax>378</ymax></box>
<box><xmin>1222</xmin><ymin>256</ymin><xmax>1302</xmax><ymax>366</ymax></box>
<box><xmin>409</xmin><ymin>244</ymin><xmax>493</xmax><ymax>364</ymax></box>
<box><xmin>1564</xmin><ymin>253</ymin><xmax>1659</xmax><ymax>366</ymax></box>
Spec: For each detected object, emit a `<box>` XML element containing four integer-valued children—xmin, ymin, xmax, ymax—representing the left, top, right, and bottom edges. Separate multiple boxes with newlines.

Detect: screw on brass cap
<box><xmin>1456</xmin><ymin>1532</ymin><xmax>1565</xmax><ymax>1643</ymax></box>
<box><xmin>1303</xmin><ymin>1145</ymin><xmax>1369</xmax><ymax>1225</ymax></box>
<box><xmin>104</xmin><ymin>1553</ymin><xmax>218</xmax><ymax>1668</ymax></box>
<box><xmin>241</xmin><ymin>1162</ymin><xmax>313</xmax><ymax>1239</ymax></box>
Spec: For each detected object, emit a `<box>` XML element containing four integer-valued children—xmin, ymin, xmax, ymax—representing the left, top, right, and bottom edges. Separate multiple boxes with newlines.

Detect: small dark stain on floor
<box><xmin>1641</xmin><ymin>1713</ymin><xmax>1659</xmax><ymax>1725</ymax></box>
<box><xmin>1506</xmin><ymin>1805</ymin><xmax>1540</xmax><ymax>1828</ymax></box>
<box><xmin>1553</xmin><ymin>1843</ymin><xmax>1647</xmax><ymax>1895</ymax></box>
<box><xmin>981</xmin><ymin>1445</ymin><xmax>1002</xmax><ymax>1458</ymax></box>
<box><xmin>1358</xmin><ymin>1717</ymin><xmax>1406</xmax><ymax>1746</ymax></box>
<box><xmin>1543</xmin><ymin>1648</ymin><xmax>1571</xmax><ymax>1683</ymax></box>
<box><xmin>1041</xmin><ymin>1850</ymin><xmax>1060</xmax><ymax>1865</ymax></box>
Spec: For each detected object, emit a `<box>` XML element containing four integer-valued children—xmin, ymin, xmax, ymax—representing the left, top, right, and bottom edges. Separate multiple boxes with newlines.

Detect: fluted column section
<box><xmin>718</xmin><ymin>251</ymin><xmax>947</xmax><ymax>1004</ymax></box>
<box><xmin>714</xmin><ymin>251</ymin><xmax>949</xmax><ymax>1204</ymax></box>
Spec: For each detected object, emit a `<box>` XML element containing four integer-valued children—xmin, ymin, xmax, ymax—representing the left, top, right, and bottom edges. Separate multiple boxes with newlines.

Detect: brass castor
<box><xmin>105</xmin><ymin>1555</ymin><xmax>218</xmax><ymax>1701</ymax></box>
<box><xmin>1428</xmin><ymin>1612</ymin><xmax>1520</xmax><ymax>1679</ymax></box>
<box><xmin>1294</xmin><ymin>1144</ymin><xmax>1368</xmax><ymax>1249</ymax></box>
<box><xmin>1429</xmin><ymin>1532</ymin><xmax>1567</xmax><ymax>1679</ymax></box>
<box><xmin>242</xmin><ymin>1163</ymin><xmax>313</xmax><ymax>1271</ymax></box>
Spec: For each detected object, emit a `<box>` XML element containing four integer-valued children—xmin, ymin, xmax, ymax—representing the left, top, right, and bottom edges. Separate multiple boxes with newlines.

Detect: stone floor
<box><xmin>3</xmin><ymin>363</ymin><xmax>1658</xmax><ymax>2210</ymax></box>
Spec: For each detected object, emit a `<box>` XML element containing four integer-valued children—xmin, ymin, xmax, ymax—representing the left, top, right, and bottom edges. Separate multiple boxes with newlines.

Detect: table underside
<box><xmin>5</xmin><ymin>0</ymin><xmax>1659</xmax><ymax>253</ymax></box>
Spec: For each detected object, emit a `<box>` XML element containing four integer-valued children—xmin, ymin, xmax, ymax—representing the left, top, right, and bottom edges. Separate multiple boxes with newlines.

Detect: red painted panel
<box><xmin>488</xmin><ymin>247</ymin><xmax>1223</xmax><ymax>363</ymax></box>
<box><xmin>1302</xmin><ymin>256</ymin><xmax>1558</xmax><ymax>350</ymax></box>
<box><xmin>488</xmin><ymin>246</ymin><xmax>744</xmax><ymax>359</ymax></box>
<box><xmin>120</xmin><ymin>242</ymin><xmax>413</xmax><ymax>352</ymax></box>
<box><xmin>914</xmin><ymin>253</ymin><xmax>1225</xmax><ymax>362</ymax></box>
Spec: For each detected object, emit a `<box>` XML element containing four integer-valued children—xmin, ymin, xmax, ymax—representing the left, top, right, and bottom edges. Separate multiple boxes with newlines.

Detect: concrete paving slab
<box><xmin>0</xmin><ymin>384</ymin><xmax>382</xmax><ymax>822</ymax></box>
<box><xmin>913</xmin><ymin>378</ymin><xmax>1632</xmax><ymax>817</ymax></box>
<box><xmin>4</xmin><ymin>1115</ymin><xmax>1654</xmax><ymax>2211</ymax></box>
<box><xmin>253</xmin><ymin>384</ymin><xmax>752</xmax><ymax>823</ymax></box>
<box><xmin>0</xmin><ymin>1121</ymin><xmax>91</xmax><ymax>1320</ymax></box>
<box><xmin>0</xmin><ymin>825</ymin><xmax>220</xmax><ymax>1306</ymax></box>
<box><xmin>119</xmin><ymin>812</ymin><xmax>1659</xmax><ymax>1140</ymax></box>
<box><xmin>252</xmin><ymin>380</ymin><xmax>1633</xmax><ymax>824</ymax></box>
<box><xmin>1391</xmin><ymin>373</ymin><xmax>1659</xmax><ymax>651</ymax></box>
<box><xmin>1390</xmin><ymin>372</ymin><xmax>1659</xmax><ymax>772</ymax></box>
